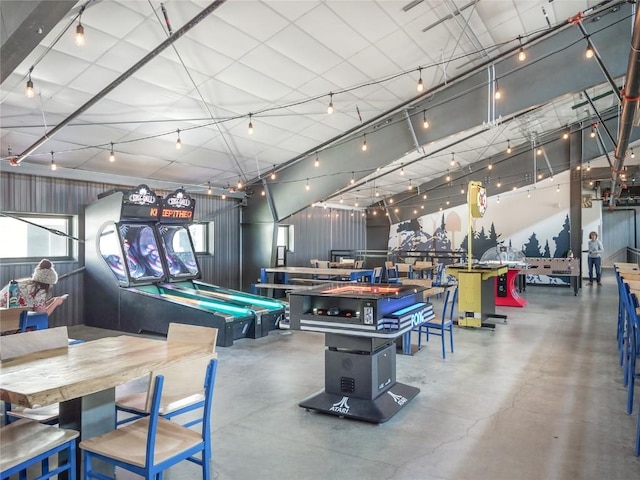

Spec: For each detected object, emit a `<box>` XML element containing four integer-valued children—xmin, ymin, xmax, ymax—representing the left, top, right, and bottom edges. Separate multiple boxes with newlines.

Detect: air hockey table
<box><xmin>288</xmin><ymin>283</ymin><xmax>431</xmax><ymax>423</ymax></box>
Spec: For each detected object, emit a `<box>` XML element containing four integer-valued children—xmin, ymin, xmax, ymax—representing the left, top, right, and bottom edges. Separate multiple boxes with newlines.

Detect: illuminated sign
<box><xmin>160</xmin><ymin>188</ymin><xmax>196</xmax><ymax>223</ymax></box>
<box><xmin>469</xmin><ymin>181</ymin><xmax>487</xmax><ymax>218</ymax></box>
<box><xmin>161</xmin><ymin>208</ymin><xmax>193</xmax><ymax>219</ymax></box>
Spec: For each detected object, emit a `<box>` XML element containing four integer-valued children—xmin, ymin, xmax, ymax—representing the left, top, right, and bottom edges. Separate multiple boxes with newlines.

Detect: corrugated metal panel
<box><xmin>283</xmin><ymin>207</ymin><xmax>366</xmax><ymax>265</ymax></box>
<box><xmin>1</xmin><ymin>172</ymin><xmax>242</xmax><ymax>326</ymax></box>
<box><xmin>602</xmin><ymin>208</ymin><xmax>637</xmax><ymax>266</ymax></box>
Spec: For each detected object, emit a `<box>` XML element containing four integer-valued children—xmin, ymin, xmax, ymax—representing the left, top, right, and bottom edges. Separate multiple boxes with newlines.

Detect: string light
<box><xmin>305</xmin><ymin>179</ymin><xmax>310</xmax><ymax>191</ymax></box>
<box><xmin>422</xmin><ymin>194</ymin><xmax>427</xmax><ymax>199</ymax></box>
<box><xmin>50</xmin><ymin>151</ymin><xmax>57</xmax><ymax>171</ymax></box>
<box><xmin>389</xmin><ymin>198</ymin><xmax>394</xmax><ymax>204</ymax></box>
<box><xmin>460</xmin><ymin>184</ymin><xmax>465</xmax><ymax>194</ymax></box>
<box><xmin>375</xmin><ymin>188</ymin><xmax>379</xmax><ymax>197</ymax></box>
<box><xmin>222</xmin><ymin>192</ymin><xmax>226</xmax><ymax>200</ymax></box>
<box><xmin>327</xmin><ymin>93</ymin><xmax>334</xmax><ymax>114</ymax></box>
<box><xmin>446</xmin><ymin>170</ymin><xmax>451</xmax><ymax>182</ymax></box>
<box><xmin>556</xmin><ymin>184</ymin><xmax>560</xmax><ymax>192</ymax></box>
<box><xmin>422</xmin><ymin>110</ymin><xmax>429</xmax><ymax>129</ymax></box>
<box><xmin>563</xmin><ymin>129</ymin><xmax>569</xmax><ymax>140</ymax></box>
<box><xmin>450</xmin><ymin>152</ymin><xmax>455</xmax><ymax>166</ymax></box>
<box><xmin>586</xmin><ymin>162</ymin><xmax>591</xmax><ymax>171</ymax></box>
<box><xmin>361</xmin><ymin>134</ymin><xmax>367</xmax><ymax>151</ymax></box>
<box><xmin>497</xmin><ymin>196</ymin><xmax>500</xmax><ymax>203</ymax></box>
<box><xmin>74</xmin><ymin>20</ymin><xmax>85</xmax><ymax>46</ymax></box>
<box><xmin>537</xmin><ymin>147</ymin><xmax>543</xmax><ymax>155</ymax></box>
<box><xmin>407</xmin><ymin>179</ymin><xmax>413</xmax><ymax>190</ymax></box>
<box><xmin>527</xmin><ymin>190</ymin><xmax>531</xmax><ymax>198</ymax></box>
<box><xmin>351</xmin><ymin>172</ymin><xmax>355</xmax><ymax>184</ymax></box>
<box><xmin>537</xmin><ymin>170</ymin><xmax>543</xmax><ymax>179</ymax></box>
<box><xmin>550</xmin><ymin>175</ymin><xmax>554</xmax><ymax>182</ymax></box>
<box><xmin>576</xmin><ymin>164</ymin><xmax>581</xmax><ymax>171</ymax></box>
<box><xmin>416</xmin><ymin>67</ymin><xmax>424</xmax><ymax>92</ymax></box>
<box><xmin>497</xmin><ymin>177</ymin><xmax>502</xmax><ymax>187</ymax></box>
<box><xmin>506</xmin><ymin>140</ymin><xmax>512</xmax><ymax>154</ymax></box>
<box><xmin>237</xmin><ymin>178</ymin><xmax>243</xmax><ymax>189</ymax></box>
<box><xmin>261</xmin><ymin>189</ymin><xmax>265</xmax><ymax>196</ymax></box>
<box><xmin>175</xmin><ymin>129</ymin><xmax>182</xmax><ymax>149</ymax></box>
<box><xmin>488</xmin><ymin>163</ymin><xmax>493</xmax><ymax>170</ymax></box>
<box><xmin>25</xmin><ymin>68</ymin><xmax>34</xmax><ymax>98</ymax></box>
<box><xmin>494</xmin><ymin>80</ymin><xmax>501</xmax><ymax>100</ymax></box>
<box><xmin>247</xmin><ymin>113</ymin><xmax>254</xmax><ymax>135</ymax></box>
<box><xmin>271</xmin><ymin>165</ymin><xmax>276</xmax><ymax>180</ymax></box>
<box><xmin>109</xmin><ymin>143</ymin><xmax>115</xmax><ymax>162</ymax></box>
<box><xmin>585</xmin><ymin>43</ymin><xmax>594</xmax><ymax>59</ymax></box>
<box><xmin>446</xmin><ymin>198</ymin><xmax>450</xmax><ymax>205</ymax></box>
<box><xmin>631</xmin><ymin>148</ymin><xmax>636</xmax><ymax>159</ymax></box>
<box><xmin>590</xmin><ymin>124</ymin><xmax>597</xmax><ymax>138</ymax></box>
<box><xmin>512</xmin><ymin>186</ymin><xmax>517</xmax><ymax>191</ymax></box>
<box><xmin>207</xmin><ymin>183</ymin><xmax>212</xmax><ymax>195</ymax></box>
<box><xmin>400</xmin><ymin>164</ymin><xmax>405</xmax><ymax>175</ymax></box>
<box><xmin>340</xmin><ymin>197</ymin><xmax>344</xmax><ymax>203</ymax></box>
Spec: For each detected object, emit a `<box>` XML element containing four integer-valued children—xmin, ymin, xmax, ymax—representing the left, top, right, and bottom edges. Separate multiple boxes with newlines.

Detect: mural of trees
<box><xmin>553</xmin><ymin>215</ymin><xmax>571</xmax><ymax>257</ymax></box>
<box><xmin>523</xmin><ymin>233</ymin><xmax>543</xmax><ymax>257</ymax></box>
<box><xmin>459</xmin><ymin>223</ymin><xmax>500</xmax><ymax>260</ymax></box>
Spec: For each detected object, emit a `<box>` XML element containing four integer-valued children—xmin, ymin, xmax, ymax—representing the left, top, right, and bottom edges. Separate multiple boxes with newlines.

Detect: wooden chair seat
<box><xmin>117</xmin><ymin>391</ymin><xmax>205</xmax><ymax>416</ymax></box>
<box><xmin>5</xmin><ymin>404</ymin><xmax>59</xmax><ymax>424</ymax></box>
<box><xmin>81</xmin><ymin>416</ymin><xmax>202</xmax><ymax>468</ymax></box>
<box><xmin>0</xmin><ymin>419</ymin><xmax>78</xmax><ymax>479</ymax></box>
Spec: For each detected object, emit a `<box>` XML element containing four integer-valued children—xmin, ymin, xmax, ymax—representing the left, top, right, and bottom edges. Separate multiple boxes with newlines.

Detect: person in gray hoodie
<box><xmin>587</xmin><ymin>231</ymin><xmax>604</xmax><ymax>286</ymax></box>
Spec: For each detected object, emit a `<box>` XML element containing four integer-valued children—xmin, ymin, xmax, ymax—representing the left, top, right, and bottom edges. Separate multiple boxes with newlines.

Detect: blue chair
<box><xmin>82</xmin><ymin>357</ymin><xmax>218</xmax><ymax>480</ymax></box>
<box><xmin>0</xmin><ymin>419</ymin><xmax>79</xmax><ymax>480</ymax></box>
<box><xmin>19</xmin><ymin>310</ymin><xmax>49</xmax><ymax>332</ymax></box>
<box><xmin>372</xmin><ymin>267</ymin><xmax>383</xmax><ymax>283</ymax></box>
<box><xmin>116</xmin><ymin>324</ymin><xmax>218</xmax><ymax>427</ymax></box>
<box><xmin>413</xmin><ymin>287</ymin><xmax>457</xmax><ymax>358</ymax></box>
<box><xmin>624</xmin><ymin>291</ymin><xmax>640</xmax><ymax>415</ymax></box>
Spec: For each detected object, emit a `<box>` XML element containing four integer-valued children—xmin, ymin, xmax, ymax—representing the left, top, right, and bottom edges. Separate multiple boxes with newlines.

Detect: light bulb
<box><xmin>423</xmin><ymin>111</ymin><xmax>429</xmax><ymax>129</ymax></box>
<box><xmin>237</xmin><ymin>179</ymin><xmax>243</xmax><ymax>189</ymax></box>
<box><xmin>585</xmin><ymin>45</ymin><xmax>594</xmax><ymax>59</ymax></box>
<box><xmin>327</xmin><ymin>93</ymin><xmax>334</xmax><ymax>114</ymax></box>
<box><xmin>537</xmin><ymin>147</ymin><xmax>543</xmax><ymax>155</ymax></box>
<box><xmin>271</xmin><ymin>166</ymin><xmax>276</xmax><ymax>180</ymax></box>
<box><xmin>305</xmin><ymin>179</ymin><xmax>310</xmax><ymax>191</ymax></box>
<box><xmin>527</xmin><ymin>190</ymin><xmax>531</xmax><ymax>198</ymax></box>
<box><xmin>461</xmin><ymin>185</ymin><xmax>465</xmax><ymax>194</ymax></box>
<box><xmin>51</xmin><ymin>159</ymin><xmax>57</xmax><ymax>171</ymax></box>
<box><xmin>518</xmin><ymin>47</ymin><xmax>526</xmax><ymax>62</ymax></box>
<box><xmin>400</xmin><ymin>166</ymin><xmax>405</xmax><ymax>176</ymax></box>
<box><xmin>416</xmin><ymin>68</ymin><xmax>424</xmax><ymax>92</ymax></box>
<box><xmin>446</xmin><ymin>174</ymin><xmax>451</xmax><ymax>182</ymax></box>
<box><xmin>247</xmin><ymin>114</ymin><xmax>254</xmax><ymax>135</ymax></box>
<box><xmin>507</xmin><ymin>141</ymin><xmax>512</xmax><ymax>154</ymax></box>
<box><xmin>590</xmin><ymin>125</ymin><xmax>597</xmax><ymax>138</ymax></box>
<box><xmin>587</xmin><ymin>163</ymin><xmax>591</xmax><ymax>171</ymax></box>
<box><xmin>497</xmin><ymin>196</ymin><xmax>500</xmax><ymax>204</ymax></box>
<box><xmin>450</xmin><ymin>153</ymin><xmax>455</xmax><ymax>166</ymax></box>
<box><xmin>361</xmin><ymin>137</ymin><xmax>367</xmax><ymax>151</ymax></box>
<box><xmin>222</xmin><ymin>193</ymin><xmax>226</xmax><ymax>200</ymax></box>
<box><xmin>497</xmin><ymin>180</ymin><xmax>502</xmax><ymax>188</ymax></box>
<box><xmin>577</xmin><ymin>165</ymin><xmax>581</xmax><ymax>171</ymax></box>
<box><xmin>340</xmin><ymin>197</ymin><xmax>344</xmax><ymax>203</ymax></box>
<box><xmin>494</xmin><ymin>88</ymin><xmax>501</xmax><ymax>100</ymax></box>
<box><xmin>109</xmin><ymin>143</ymin><xmax>115</xmax><ymax>162</ymax></box>
<box><xmin>207</xmin><ymin>184</ymin><xmax>212</xmax><ymax>195</ymax></box>
<box><xmin>350</xmin><ymin>173</ymin><xmax>355</xmax><ymax>184</ymax></box>
<box><xmin>488</xmin><ymin>163</ymin><xmax>493</xmax><ymax>170</ymax></box>
<box><xmin>175</xmin><ymin>130</ymin><xmax>182</xmax><ymax>149</ymax></box>
<box><xmin>261</xmin><ymin>190</ymin><xmax>265</xmax><ymax>196</ymax></box>
<box><xmin>75</xmin><ymin>23</ymin><xmax>85</xmax><ymax>46</ymax></box>
<box><xmin>389</xmin><ymin>198</ymin><xmax>394</xmax><ymax>204</ymax></box>
<box><xmin>314</xmin><ymin>154</ymin><xmax>319</xmax><ymax>167</ymax></box>
<box><xmin>556</xmin><ymin>184</ymin><xmax>560</xmax><ymax>192</ymax></box>
<box><xmin>563</xmin><ymin>131</ymin><xmax>569</xmax><ymax>140</ymax></box>
<box><xmin>25</xmin><ymin>78</ymin><xmax>34</xmax><ymax>98</ymax></box>
<box><xmin>631</xmin><ymin>149</ymin><xmax>636</xmax><ymax>159</ymax></box>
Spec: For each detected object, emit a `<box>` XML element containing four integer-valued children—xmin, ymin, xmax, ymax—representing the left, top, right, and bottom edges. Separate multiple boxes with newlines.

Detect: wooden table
<box><xmin>0</xmin><ymin>335</ymin><xmax>212</xmax><ymax>477</ymax></box>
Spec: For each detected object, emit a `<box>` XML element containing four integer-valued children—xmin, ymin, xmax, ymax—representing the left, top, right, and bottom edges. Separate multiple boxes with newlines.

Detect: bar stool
<box><xmin>19</xmin><ymin>311</ymin><xmax>49</xmax><ymax>332</ymax></box>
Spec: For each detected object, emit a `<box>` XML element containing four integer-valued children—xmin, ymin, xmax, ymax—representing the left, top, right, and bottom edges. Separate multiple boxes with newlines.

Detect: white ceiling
<box><xmin>0</xmin><ymin>0</ymin><xmax>630</xmax><ymax>209</ymax></box>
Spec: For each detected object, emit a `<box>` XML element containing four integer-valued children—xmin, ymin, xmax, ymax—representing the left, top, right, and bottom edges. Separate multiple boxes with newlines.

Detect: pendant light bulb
<box><xmin>497</xmin><ymin>196</ymin><xmax>500</xmax><ymax>204</ymax></box>
<box><xmin>556</xmin><ymin>184</ymin><xmax>560</xmax><ymax>192</ymax></box>
<box><xmin>400</xmin><ymin>165</ymin><xmax>405</xmax><ymax>176</ymax></box>
<box><xmin>222</xmin><ymin>192</ymin><xmax>226</xmax><ymax>200</ymax></box>
<box><xmin>109</xmin><ymin>143</ymin><xmax>115</xmax><ymax>162</ymax></box>
<box><xmin>497</xmin><ymin>178</ymin><xmax>502</xmax><ymax>188</ymax></box>
<box><xmin>590</xmin><ymin>124</ymin><xmax>597</xmax><ymax>138</ymax></box>
<box><xmin>271</xmin><ymin>165</ymin><xmax>276</xmax><ymax>180</ymax></box>
<box><xmin>327</xmin><ymin>93</ymin><xmax>334</xmax><ymax>115</ymax></box>
<box><xmin>314</xmin><ymin>153</ymin><xmax>320</xmax><ymax>167</ymax></box>
<box><xmin>237</xmin><ymin>179</ymin><xmax>243</xmax><ymax>190</ymax></box>
<box><xmin>175</xmin><ymin>129</ymin><xmax>182</xmax><ymax>149</ymax></box>
<box><xmin>488</xmin><ymin>163</ymin><xmax>493</xmax><ymax>170</ymax></box>
<box><xmin>75</xmin><ymin>22</ymin><xmax>85</xmax><ymax>46</ymax></box>
<box><xmin>537</xmin><ymin>147</ymin><xmax>543</xmax><ymax>155</ymax></box>
<box><xmin>351</xmin><ymin>172</ymin><xmax>355</xmax><ymax>184</ymax></box>
<box><xmin>305</xmin><ymin>179</ymin><xmax>310</xmax><ymax>191</ymax></box>
<box><xmin>422</xmin><ymin>110</ymin><xmax>429</xmax><ymax>129</ymax></box>
<box><xmin>518</xmin><ymin>47</ymin><xmax>526</xmax><ymax>62</ymax></box>
<box><xmin>494</xmin><ymin>81</ymin><xmax>501</xmax><ymax>100</ymax></box>
<box><xmin>631</xmin><ymin>148</ymin><xmax>635</xmax><ymax>159</ymax></box>
<box><xmin>563</xmin><ymin>131</ymin><xmax>569</xmax><ymax>140</ymax></box>
<box><xmin>506</xmin><ymin>140</ymin><xmax>512</xmax><ymax>154</ymax></box>
<box><xmin>361</xmin><ymin>135</ymin><xmax>367</xmax><ymax>152</ymax></box>
<box><xmin>207</xmin><ymin>183</ymin><xmax>212</xmax><ymax>195</ymax></box>
<box><xmin>25</xmin><ymin>76</ymin><xmax>34</xmax><ymax>98</ymax></box>
<box><xmin>50</xmin><ymin>151</ymin><xmax>57</xmax><ymax>171</ymax></box>
<box><xmin>247</xmin><ymin>114</ymin><xmax>254</xmax><ymax>135</ymax></box>
<box><xmin>585</xmin><ymin>44</ymin><xmax>594</xmax><ymax>59</ymax></box>
<box><xmin>450</xmin><ymin>153</ymin><xmax>455</xmax><ymax>167</ymax></box>
<box><xmin>416</xmin><ymin>67</ymin><xmax>424</xmax><ymax>93</ymax></box>
<box><xmin>446</xmin><ymin>170</ymin><xmax>451</xmax><ymax>182</ymax></box>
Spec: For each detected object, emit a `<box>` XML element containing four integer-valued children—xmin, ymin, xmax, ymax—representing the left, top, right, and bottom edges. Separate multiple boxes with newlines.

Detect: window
<box><xmin>188</xmin><ymin>222</ymin><xmax>211</xmax><ymax>254</ymax></box>
<box><xmin>277</xmin><ymin>224</ymin><xmax>294</xmax><ymax>253</ymax></box>
<box><xmin>0</xmin><ymin>214</ymin><xmax>74</xmax><ymax>260</ymax></box>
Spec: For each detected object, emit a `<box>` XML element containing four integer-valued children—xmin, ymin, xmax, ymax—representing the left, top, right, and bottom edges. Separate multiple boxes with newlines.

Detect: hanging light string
<box><xmin>4</xmin><ymin>9</ymin><xmax>627</xmax><ymax>194</ymax></box>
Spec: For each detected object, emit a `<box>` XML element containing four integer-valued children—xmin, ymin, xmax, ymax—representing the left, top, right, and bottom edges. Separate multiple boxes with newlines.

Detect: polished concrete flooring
<box><xmin>68</xmin><ymin>268</ymin><xmax>640</xmax><ymax>480</ymax></box>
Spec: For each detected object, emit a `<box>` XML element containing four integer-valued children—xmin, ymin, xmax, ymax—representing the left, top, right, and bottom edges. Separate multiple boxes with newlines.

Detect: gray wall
<box><xmin>0</xmin><ymin>172</ymin><xmax>242</xmax><ymax>327</ymax></box>
<box><xmin>602</xmin><ymin>206</ymin><xmax>639</xmax><ymax>265</ymax></box>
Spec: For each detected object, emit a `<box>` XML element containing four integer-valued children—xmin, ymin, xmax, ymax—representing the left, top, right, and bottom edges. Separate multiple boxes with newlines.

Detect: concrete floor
<box><xmin>68</xmin><ymin>269</ymin><xmax>640</xmax><ymax>480</ymax></box>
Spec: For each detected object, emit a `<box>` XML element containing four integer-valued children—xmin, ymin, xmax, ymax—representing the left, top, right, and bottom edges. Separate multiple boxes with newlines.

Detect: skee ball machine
<box><xmin>85</xmin><ymin>184</ymin><xmax>255</xmax><ymax>346</ymax></box>
<box><xmin>149</xmin><ymin>188</ymin><xmax>286</xmax><ymax>337</ymax></box>
<box><xmin>289</xmin><ymin>283</ymin><xmax>431</xmax><ymax>423</ymax></box>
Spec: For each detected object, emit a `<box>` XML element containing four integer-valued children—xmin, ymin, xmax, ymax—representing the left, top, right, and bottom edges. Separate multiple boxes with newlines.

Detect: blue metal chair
<box><xmin>19</xmin><ymin>310</ymin><xmax>49</xmax><ymax>332</ymax></box>
<box><xmin>0</xmin><ymin>419</ymin><xmax>78</xmax><ymax>480</ymax></box>
<box><xmin>82</xmin><ymin>357</ymin><xmax>218</xmax><ymax>480</ymax></box>
<box><xmin>624</xmin><ymin>291</ymin><xmax>640</xmax><ymax>415</ymax></box>
<box><xmin>413</xmin><ymin>287</ymin><xmax>457</xmax><ymax>358</ymax></box>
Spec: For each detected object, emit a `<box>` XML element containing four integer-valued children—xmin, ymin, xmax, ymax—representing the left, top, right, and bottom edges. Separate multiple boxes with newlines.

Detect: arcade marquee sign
<box><xmin>122</xmin><ymin>185</ymin><xmax>195</xmax><ymax>221</ymax></box>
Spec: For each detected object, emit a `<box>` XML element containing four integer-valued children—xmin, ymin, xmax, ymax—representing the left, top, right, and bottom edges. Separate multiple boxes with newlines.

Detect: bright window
<box><xmin>0</xmin><ymin>214</ymin><xmax>74</xmax><ymax>260</ymax></box>
<box><xmin>277</xmin><ymin>225</ymin><xmax>294</xmax><ymax>253</ymax></box>
<box><xmin>188</xmin><ymin>223</ymin><xmax>210</xmax><ymax>254</ymax></box>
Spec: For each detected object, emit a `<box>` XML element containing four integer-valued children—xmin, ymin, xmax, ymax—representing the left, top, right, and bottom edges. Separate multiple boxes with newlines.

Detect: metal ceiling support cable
<box><xmin>13</xmin><ymin>0</ymin><xmax>228</xmax><ymax>165</ymax></box>
<box><xmin>611</xmin><ymin>4</ymin><xmax>640</xmax><ymax>206</ymax></box>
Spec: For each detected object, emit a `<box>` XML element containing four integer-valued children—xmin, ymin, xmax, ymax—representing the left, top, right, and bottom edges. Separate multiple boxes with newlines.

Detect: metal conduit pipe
<box><xmin>12</xmin><ymin>0</ymin><xmax>228</xmax><ymax>165</ymax></box>
<box><xmin>611</xmin><ymin>5</ymin><xmax>640</xmax><ymax>206</ymax></box>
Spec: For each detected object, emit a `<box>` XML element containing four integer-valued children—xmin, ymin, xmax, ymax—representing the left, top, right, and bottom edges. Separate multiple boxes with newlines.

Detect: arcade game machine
<box><xmin>154</xmin><ymin>188</ymin><xmax>286</xmax><ymax>337</ymax></box>
<box><xmin>288</xmin><ymin>283</ymin><xmax>430</xmax><ymax>423</ymax></box>
<box><xmin>84</xmin><ymin>184</ymin><xmax>254</xmax><ymax>346</ymax></box>
<box><xmin>479</xmin><ymin>246</ymin><xmax>528</xmax><ymax>308</ymax></box>
<box><xmin>447</xmin><ymin>181</ymin><xmax>508</xmax><ymax>328</ymax></box>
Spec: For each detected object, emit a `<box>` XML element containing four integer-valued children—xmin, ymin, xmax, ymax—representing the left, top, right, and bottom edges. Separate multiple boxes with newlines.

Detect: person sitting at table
<box><xmin>0</xmin><ymin>259</ymin><xmax>66</xmax><ymax>315</ymax></box>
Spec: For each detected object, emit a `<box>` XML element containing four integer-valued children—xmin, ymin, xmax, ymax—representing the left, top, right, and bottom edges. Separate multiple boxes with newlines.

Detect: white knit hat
<box><xmin>32</xmin><ymin>259</ymin><xmax>58</xmax><ymax>285</ymax></box>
